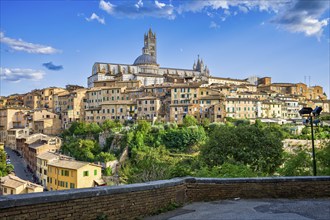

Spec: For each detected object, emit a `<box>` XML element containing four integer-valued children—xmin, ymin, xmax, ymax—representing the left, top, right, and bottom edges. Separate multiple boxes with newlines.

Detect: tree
<box><xmin>136</xmin><ymin>120</ymin><xmax>151</xmax><ymax>134</ymax></box>
<box><xmin>162</xmin><ymin>126</ymin><xmax>206</xmax><ymax>152</ymax></box>
<box><xmin>200</xmin><ymin>125</ymin><xmax>283</xmax><ymax>174</ymax></box>
<box><xmin>97</xmin><ymin>152</ymin><xmax>116</xmax><ymax>163</ymax></box>
<box><xmin>277</xmin><ymin>148</ymin><xmax>313</xmax><ymax>176</ymax></box>
<box><xmin>317</xmin><ymin>141</ymin><xmax>330</xmax><ymax>175</ymax></box>
<box><xmin>201</xmin><ymin>118</ymin><xmax>211</xmax><ymax>128</ymax></box>
<box><xmin>183</xmin><ymin>115</ymin><xmax>198</xmax><ymax>127</ymax></box>
<box><xmin>0</xmin><ymin>149</ymin><xmax>14</xmax><ymax>177</ymax></box>
<box><xmin>120</xmin><ymin>146</ymin><xmax>174</xmax><ymax>184</ymax></box>
<box><xmin>102</xmin><ymin>119</ymin><xmax>122</xmax><ymax>132</ymax></box>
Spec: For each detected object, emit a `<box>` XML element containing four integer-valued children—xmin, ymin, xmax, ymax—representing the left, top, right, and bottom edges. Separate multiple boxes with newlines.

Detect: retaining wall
<box><xmin>0</xmin><ymin>176</ymin><xmax>329</xmax><ymax>220</ymax></box>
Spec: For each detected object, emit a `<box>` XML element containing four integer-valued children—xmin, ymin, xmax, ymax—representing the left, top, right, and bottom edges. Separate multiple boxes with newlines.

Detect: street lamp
<box><xmin>299</xmin><ymin>106</ymin><xmax>322</xmax><ymax>176</ymax></box>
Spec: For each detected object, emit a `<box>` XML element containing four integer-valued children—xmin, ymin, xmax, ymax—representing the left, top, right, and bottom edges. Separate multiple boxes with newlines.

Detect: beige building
<box><xmin>47</xmin><ymin>159</ymin><xmax>103</xmax><ymax>191</ymax></box>
<box><xmin>308</xmin><ymin>99</ymin><xmax>330</xmax><ymax>113</ymax></box>
<box><xmin>6</xmin><ymin>128</ymin><xmax>29</xmax><ymax>150</ymax></box>
<box><xmin>208</xmin><ymin>76</ymin><xmax>249</xmax><ymax>86</ymax></box>
<box><xmin>34</xmin><ymin>117</ymin><xmax>62</xmax><ymax>135</ymax></box>
<box><xmin>0</xmin><ymin>107</ymin><xmax>30</xmax><ymax>145</ymax></box>
<box><xmin>137</xmin><ymin>96</ymin><xmax>161</xmax><ymax>121</ymax></box>
<box><xmin>225</xmin><ymin>98</ymin><xmax>258</xmax><ymax>119</ymax></box>
<box><xmin>23</xmin><ymin>87</ymin><xmax>67</xmax><ymax>111</ymax></box>
<box><xmin>261</xmin><ymin>101</ymin><xmax>282</xmax><ymax>118</ymax></box>
<box><xmin>257</xmin><ymin>78</ymin><xmax>326</xmax><ymax>101</ymax></box>
<box><xmin>56</xmin><ymin>89</ymin><xmax>87</xmax><ymax>129</ymax></box>
<box><xmin>22</xmin><ymin>134</ymin><xmax>62</xmax><ymax>173</ymax></box>
<box><xmin>0</xmin><ymin>174</ymin><xmax>43</xmax><ymax>195</ymax></box>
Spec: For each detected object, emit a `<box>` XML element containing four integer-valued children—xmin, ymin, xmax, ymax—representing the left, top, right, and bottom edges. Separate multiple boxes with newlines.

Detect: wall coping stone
<box><xmin>0</xmin><ymin>176</ymin><xmax>329</xmax><ymax>210</ymax></box>
<box><xmin>0</xmin><ymin>177</ymin><xmax>189</xmax><ymax>209</ymax></box>
<box><xmin>190</xmin><ymin>176</ymin><xmax>330</xmax><ymax>184</ymax></box>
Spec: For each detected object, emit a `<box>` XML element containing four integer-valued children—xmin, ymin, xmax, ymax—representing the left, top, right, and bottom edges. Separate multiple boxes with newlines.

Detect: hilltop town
<box><xmin>0</xmin><ymin>29</ymin><xmax>329</xmax><ymax>195</ymax></box>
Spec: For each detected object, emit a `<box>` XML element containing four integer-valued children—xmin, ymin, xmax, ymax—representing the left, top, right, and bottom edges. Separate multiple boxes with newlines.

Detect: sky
<box><xmin>0</xmin><ymin>0</ymin><xmax>329</xmax><ymax>97</ymax></box>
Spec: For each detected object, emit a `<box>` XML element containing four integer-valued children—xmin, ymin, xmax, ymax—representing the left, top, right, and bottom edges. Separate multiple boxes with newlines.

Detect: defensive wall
<box><xmin>0</xmin><ymin>176</ymin><xmax>329</xmax><ymax>219</ymax></box>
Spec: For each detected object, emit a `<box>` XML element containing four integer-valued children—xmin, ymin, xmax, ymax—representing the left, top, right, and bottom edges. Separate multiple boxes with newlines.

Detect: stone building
<box><xmin>0</xmin><ymin>107</ymin><xmax>30</xmax><ymax>145</ymax></box>
<box><xmin>87</xmin><ymin>29</ymin><xmax>210</xmax><ymax>88</ymax></box>
<box><xmin>0</xmin><ymin>175</ymin><xmax>43</xmax><ymax>195</ymax></box>
<box><xmin>54</xmin><ymin>88</ymin><xmax>87</xmax><ymax>129</ymax></box>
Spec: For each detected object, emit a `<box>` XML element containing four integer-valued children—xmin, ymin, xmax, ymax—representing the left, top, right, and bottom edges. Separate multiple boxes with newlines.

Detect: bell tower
<box><xmin>143</xmin><ymin>28</ymin><xmax>157</xmax><ymax>62</ymax></box>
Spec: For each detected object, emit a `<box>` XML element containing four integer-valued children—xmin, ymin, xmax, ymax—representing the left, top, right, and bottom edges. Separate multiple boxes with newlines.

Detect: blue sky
<box><xmin>1</xmin><ymin>0</ymin><xmax>329</xmax><ymax>96</ymax></box>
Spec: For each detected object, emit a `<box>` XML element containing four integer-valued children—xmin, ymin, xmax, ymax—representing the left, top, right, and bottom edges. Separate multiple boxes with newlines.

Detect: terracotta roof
<box><xmin>0</xmin><ymin>175</ymin><xmax>26</xmax><ymax>188</ymax></box>
<box><xmin>48</xmin><ymin>159</ymin><xmax>101</xmax><ymax>170</ymax></box>
<box><xmin>37</xmin><ymin>152</ymin><xmax>60</xmax><ymax>161</ymax></box>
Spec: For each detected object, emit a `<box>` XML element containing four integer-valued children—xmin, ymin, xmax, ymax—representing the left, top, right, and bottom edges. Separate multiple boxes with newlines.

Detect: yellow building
<box><xmin>0</xmin><ymin>174</ymin><xmax>43</xmax><ymax>195</ymax></box>
<box><xmin>36</xmin><ymin>152</ymin><xmax>73</xmax><ymax>188</ymax></box>
<box><xmin>47</xmin><ymin>159</ymin><xmax>103</xmax><ymax>191</ymax></box>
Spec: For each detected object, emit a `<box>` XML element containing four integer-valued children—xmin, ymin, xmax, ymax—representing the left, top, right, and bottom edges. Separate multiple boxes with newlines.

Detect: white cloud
<box><xmin>99</xmin><ymin>0</ymin><xmax>175</xmax><ymax>19</ymax></box>
<box><xmin>135</xmin><ymin>0</ymin><xmax>143</xmax><ymax>9</ymax></box>
<box><xmin>96</xmin><ymin>0</ymin><xmax>329</xmax><ymax>39</ymax></box>
<box><xmin>0</xmin><ymin>32</ymin><xmax>61</xmax><ymax>54</ymax></box>
<box><xmin>86</xmin><ymin>13</ymin><xmax>106</xmax><ymax>24</ymax></box>
<box><xmin>238</xmin><ymin>5</ymin><xmax>249</xmax><ymax>13</ymax></box>
<box><xmin>155</xmin><ymin>0</ymin><xmax>165</xmax><ymax>9</ymax></box>
<box><xmin>209</xmin><ymin>21</ymin><xmax>220</xmax><ymax>29</ymax></box>
<box><xmin>272</xmin><ymin>0</ymin><xmax>330</xmax><ymax>39</ymax></box>
<box><xmin>99</xmin><ymin>0</ymin><xmax>115</xmax><ymax>14</ymax></box>
<box><xmin>0</xmin><ymin>68</ymin><xmax>45</xmax><ymax>82</ymax></box>
<box><xmin>285</xmin><ymin>17</ymin><xmax>328</xmax><ymax>38</ymax></box>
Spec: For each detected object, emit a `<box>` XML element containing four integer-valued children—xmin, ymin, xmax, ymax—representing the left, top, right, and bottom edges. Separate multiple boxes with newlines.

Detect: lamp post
<box><xmin>299</xmin><ymin>106</ymin><xmax>322</xmax><ymax>176</ymax></box>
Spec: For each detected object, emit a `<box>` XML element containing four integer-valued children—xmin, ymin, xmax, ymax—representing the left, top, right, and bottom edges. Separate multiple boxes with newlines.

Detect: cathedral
<box><xmin>87</xmin><ymin>29</ymin><xmax>210</xmax><ymax>88</ymax></box>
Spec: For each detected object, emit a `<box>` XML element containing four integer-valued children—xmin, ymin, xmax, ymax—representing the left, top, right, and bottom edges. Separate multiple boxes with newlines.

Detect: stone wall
<box><xmin>0</xmin><ymin>177</ymin><xmax>329</xmax><ymax>220</ymax></box>
<box><xmin>186</xmin><ymin>177</ymin><xmax>330</xmax><ymax>202</ymax></box>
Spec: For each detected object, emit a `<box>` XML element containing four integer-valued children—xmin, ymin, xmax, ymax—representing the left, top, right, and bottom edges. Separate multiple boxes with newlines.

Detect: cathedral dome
<box><xmin>133</xmin><ymin>54</ymin><xmax>157</xmax><ymax>66</ymax></box>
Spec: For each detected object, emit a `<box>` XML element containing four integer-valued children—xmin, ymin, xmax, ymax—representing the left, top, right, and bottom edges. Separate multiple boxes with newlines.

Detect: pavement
<box><xmin>145</xmin><ymin>198</ymin><xmax>330</xmax><ymax>220</ymax></box>
<box><xmin>4</xmin><ymin>147</ymin><xmax>34</xmax><ymax>182</ymax></box>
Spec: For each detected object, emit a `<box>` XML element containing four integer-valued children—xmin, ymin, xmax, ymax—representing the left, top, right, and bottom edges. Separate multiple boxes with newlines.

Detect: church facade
<box><xmin>87</xmin><ymin>29</ymin><xmax>210</xmax><ymax>88</ymax></box>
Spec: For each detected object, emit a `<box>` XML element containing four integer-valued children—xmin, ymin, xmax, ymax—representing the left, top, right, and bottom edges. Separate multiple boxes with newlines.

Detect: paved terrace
<box><xmin>0</xmin><ymin>177</ymin><xmax>329</xmax><ymax>219</ymax></box>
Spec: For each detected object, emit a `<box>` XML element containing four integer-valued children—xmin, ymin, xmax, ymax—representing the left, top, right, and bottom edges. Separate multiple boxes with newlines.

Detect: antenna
<box><xmin>308</xmin><ymin>76</ymin><xmax>311</xmax><ymax>87</ymax></box>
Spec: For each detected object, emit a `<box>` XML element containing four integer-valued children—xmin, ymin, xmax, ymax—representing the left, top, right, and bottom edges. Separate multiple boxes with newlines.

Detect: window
<box><xmin>70</xmin><ymin>183</ymin><xmax>75</xmax><ymax>189</ymax></box>
<box><xmin>83</xmin><ymin>171</ymin><xmax>89</xmax><ymax>177</ymax></box>
<box><xmin>11</xmin><ymin>190</ymin><xmax>13</xmax><ymax>195</ymax></box>
<box><xmin>4</xmin><ymin>188</ymin><xmax>7</xmax><ymax>193</ymax></box>
<box><xmin>94</xmin><ymin>169</ymin><xmax>97</xmax><ymax>176</ymax></box>
<box><xmin>61</xmin><ymin>170</ymin><xmax>69</xmax><ymax>176</ymax></box>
